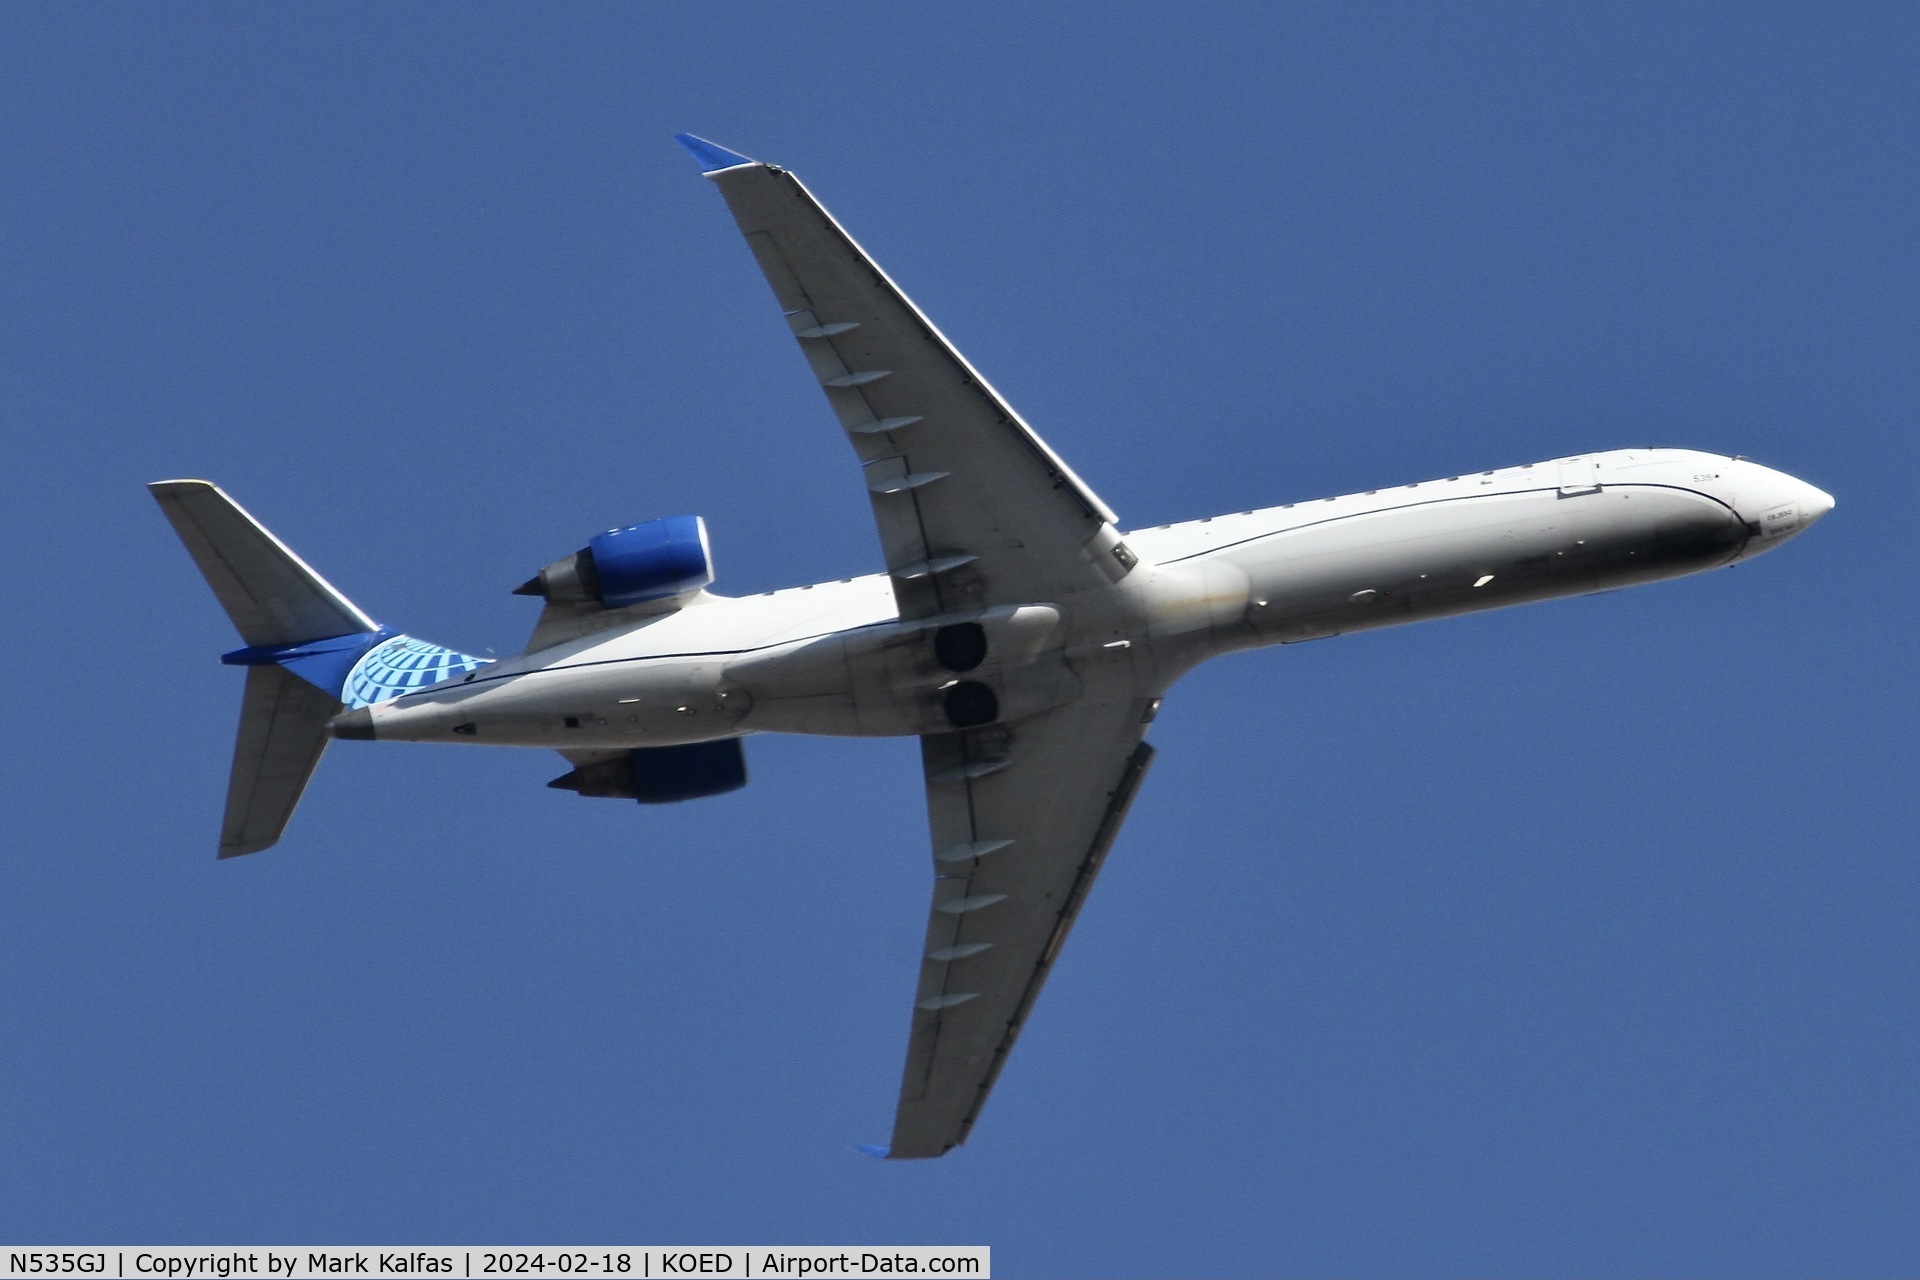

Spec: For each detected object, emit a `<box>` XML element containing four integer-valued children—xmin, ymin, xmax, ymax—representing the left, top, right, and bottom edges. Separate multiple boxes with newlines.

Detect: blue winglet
<box><xmin>855</xmin><ymin>1143</ymin><xmax>891</xmax><ymax>1159</ymax></box>
<box><xmin>674</xmin><ymin>134</ymin><xmax>757</xmax><ymax>173</ymax></box>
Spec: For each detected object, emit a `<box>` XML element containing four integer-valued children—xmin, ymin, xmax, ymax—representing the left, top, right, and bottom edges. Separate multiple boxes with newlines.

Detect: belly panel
<box><xmin>1208</xmin><ymin>484</ymin><xmax>1746</xmax><ymax>644</ymax></box>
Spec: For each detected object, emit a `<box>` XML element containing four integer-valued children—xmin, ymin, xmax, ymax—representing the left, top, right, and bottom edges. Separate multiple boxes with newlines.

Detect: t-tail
<box><xmin>149</xmin><ymin>481</ymin><xmax>489</xmax><ymax>857</ymax></box>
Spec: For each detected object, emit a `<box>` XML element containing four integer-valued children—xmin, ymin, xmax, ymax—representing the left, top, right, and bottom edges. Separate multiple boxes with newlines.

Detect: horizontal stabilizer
<box><xmin>222</xmin><ymin>664</ymin><xmax>337</xmax><ymax>857</ymax></box>
<box><xmin>149</xmin><ymin>480</ymin><xmax>375</xmax><ymax>647</ymax></box>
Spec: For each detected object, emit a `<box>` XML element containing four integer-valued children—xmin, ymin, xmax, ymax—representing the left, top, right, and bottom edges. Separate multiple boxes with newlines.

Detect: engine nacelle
<box><xmin>515</xmin><ymin>515</ymin><xmax>714</xmax><ymax>609</ymax></box>
<box><xmin>547</xmin><ymin>739</ymin><xmax>747</xmax><ymax>804</ymax></box>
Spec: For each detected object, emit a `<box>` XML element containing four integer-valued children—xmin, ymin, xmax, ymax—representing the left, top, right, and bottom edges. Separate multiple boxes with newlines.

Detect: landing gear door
<box><xmin>1558</xmin><ymin>455</ymin><xmax>1601</xmax><ymax>495</ymax></box>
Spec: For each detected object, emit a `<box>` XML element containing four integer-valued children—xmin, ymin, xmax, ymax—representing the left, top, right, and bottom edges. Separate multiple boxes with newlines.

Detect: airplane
<box><xmin>150</xmin><ymin>134</ymin><xmax>1835</xmax><ymax>1160</ymax></box>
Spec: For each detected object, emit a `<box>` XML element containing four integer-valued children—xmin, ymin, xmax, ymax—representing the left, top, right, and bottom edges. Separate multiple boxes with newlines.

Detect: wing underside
<box><xmin>892</xmin><ymin>693</ymin><xmax>1156</xmax><ymax>1158</ymax></box>
<box><xmin>692</xmin><ymin>147</ymin><xmax>1135</xmax><ymax>621</ymax></box>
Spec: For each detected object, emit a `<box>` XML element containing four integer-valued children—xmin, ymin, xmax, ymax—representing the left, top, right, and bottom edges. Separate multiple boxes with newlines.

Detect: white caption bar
<box><xmin>0</xmin><ymin>1250</ymin><xmax>988</xmax><ymax>1280</ymax></box>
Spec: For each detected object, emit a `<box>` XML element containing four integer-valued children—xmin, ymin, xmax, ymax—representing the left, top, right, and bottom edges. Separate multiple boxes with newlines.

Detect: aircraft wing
<box><xmin>891</xmin><ymin>692</ymin><xmax>1157</xmax><ymax>1158</ymax></box>
<box><xmin>679</xmin><ymin>135</ymin><xmax>1135</xmax><ymax>620</ymax></box>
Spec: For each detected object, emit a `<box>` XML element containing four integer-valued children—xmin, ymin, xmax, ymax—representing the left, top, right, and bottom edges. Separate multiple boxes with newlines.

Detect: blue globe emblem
<box><xmin>342</xmin><ymin>635</ymin><xmax>489</xmax><ymax>709</ymax></box>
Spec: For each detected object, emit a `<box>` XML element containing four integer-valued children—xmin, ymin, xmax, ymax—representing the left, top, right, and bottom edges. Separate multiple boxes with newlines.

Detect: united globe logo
<box><xmin>342</xmin><ymin>635</ymin><xmax>490</xmax><ymax>709</ymax></box>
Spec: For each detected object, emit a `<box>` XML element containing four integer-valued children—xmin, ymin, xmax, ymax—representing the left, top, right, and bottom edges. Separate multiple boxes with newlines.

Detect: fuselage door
<box><xmin>1558</xmin><ymin>455</ymin><xmax>1601</xmax><ymax>495</ymax></box>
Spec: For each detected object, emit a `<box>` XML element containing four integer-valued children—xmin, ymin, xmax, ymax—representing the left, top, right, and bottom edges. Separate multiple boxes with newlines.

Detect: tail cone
<box><xmin>327</xmin><ymin>707</ymin><xmax>376</xmax><ymax>740</ymax></box>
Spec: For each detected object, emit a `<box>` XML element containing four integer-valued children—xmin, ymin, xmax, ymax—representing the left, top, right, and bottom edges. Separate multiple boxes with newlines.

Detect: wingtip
<box><xmin>854</xmin><ymin>1143</ymin><xmax>891</xmax><ymax>1159</ymax></box>
<box><xmin>673</xmin><ymin>133</ymin><xmax>758</xmax><ymax>174</ymax></box>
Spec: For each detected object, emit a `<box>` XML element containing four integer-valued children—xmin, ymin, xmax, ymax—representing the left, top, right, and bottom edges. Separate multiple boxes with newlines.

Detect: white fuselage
<box><xmin>351</xmin><ymin>448</ymin><xmax>1832</xmax><ymax>750</ymax></box>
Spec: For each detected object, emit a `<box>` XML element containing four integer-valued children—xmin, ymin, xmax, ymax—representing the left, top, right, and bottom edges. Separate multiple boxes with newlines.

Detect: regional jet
<box><xmin>150</xmin><ymin>135</ymin><xmax>1834</xmax><ymax>1158</ymax></box>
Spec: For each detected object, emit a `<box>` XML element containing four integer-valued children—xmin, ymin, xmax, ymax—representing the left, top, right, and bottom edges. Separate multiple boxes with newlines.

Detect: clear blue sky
<box><xmin>3</xmin><ymin>4</ymin><xmax>1915</xmax><ymax>1274</ymax></box>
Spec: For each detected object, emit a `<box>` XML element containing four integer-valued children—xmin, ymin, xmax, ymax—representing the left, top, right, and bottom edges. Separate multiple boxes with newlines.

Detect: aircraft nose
<box><xmin>1796</xmin><ymin>480</ymin><xmax>1836</xmax><ymax>529</ymax></box>
<box><xmin>1735</xmin><ymin>461</ymin><xmax>1834</xmax><ymax>549</ymax></box>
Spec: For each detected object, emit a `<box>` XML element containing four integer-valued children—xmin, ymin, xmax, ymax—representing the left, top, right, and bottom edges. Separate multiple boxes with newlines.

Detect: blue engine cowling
<box><xmin>547</xmin><ymin>739</ymin><xmax>748</xmax><ymax>804</ymax></box>
<box><xmin>516</xmin><ymin>515</ymin><xmax>714</xmax><ymax>608</ymax></box>
<box><xmin>589</xmin><ymin>515</ymin><xmax>713</xmax><ymax>607</ymax></box>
